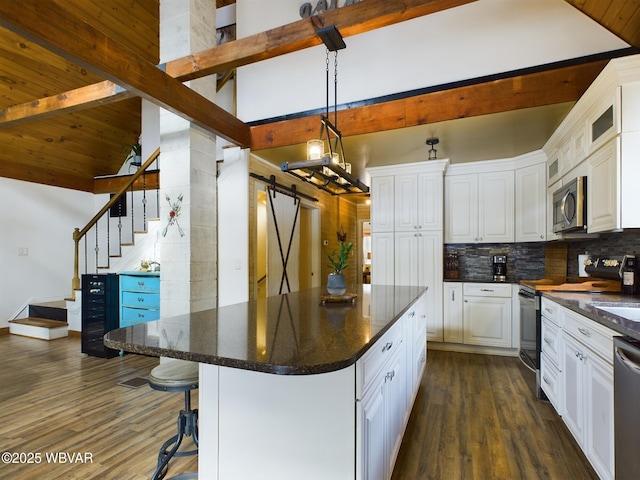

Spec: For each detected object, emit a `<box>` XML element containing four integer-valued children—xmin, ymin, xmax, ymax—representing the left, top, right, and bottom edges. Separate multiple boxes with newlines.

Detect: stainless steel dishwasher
<box><xmin>614</xmin><ymin>336</ymin><xmax>640</xmax><ymax>479</ymax></box>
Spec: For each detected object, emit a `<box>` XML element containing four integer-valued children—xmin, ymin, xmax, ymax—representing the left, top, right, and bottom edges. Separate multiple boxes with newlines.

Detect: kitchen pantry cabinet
<box><xmin>369</xmin><ymin>160</ymin><xmax>448</xmax><ymax>342</ymax></box>
<box><xmin>444</xmin><ymin>170</ymin><xmax>514</xmax><ymax>243</ymax></box>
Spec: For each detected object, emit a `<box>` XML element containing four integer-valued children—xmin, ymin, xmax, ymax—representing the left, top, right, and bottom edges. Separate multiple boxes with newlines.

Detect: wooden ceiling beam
<box><xmin>250</xmin><ymin>61</ymin><xmax>608</xmax><ymax>150</ymax></box>
<box><xmin>0</xmin><ymin>80</ymin><xmax>134</xmax><ymax>128</ymax></box>
<box><xmin>166</xmin><ymin>0</ymin><xmax>477</xmax><ymax>81</ymax></box>
<box><xmin>0</xmin><ymin>0</ymin><xmax>475</xmax><ymax>127</ymax></box>
<box><xmin>0</xmin><ymin>0</ymin><xmax>251</xmax><ymax>147</ymax></box>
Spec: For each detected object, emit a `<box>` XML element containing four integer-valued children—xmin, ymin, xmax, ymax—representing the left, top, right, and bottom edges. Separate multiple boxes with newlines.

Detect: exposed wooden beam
<box><xmin>250</xmin><ymin>61</ymin><xmax>608</xmax><ymax>150</ymax></box>
<box><xmin>166</xmin><ymin>0</ymin><xmax>477</xmax><ymax>81</ymax></box>
<box><xmin>0</xmin><ymin>0</ymin><xmax>475</xmax><ymax>128</ymax></box>
<box><xmin>93</xmin><ymin>170</ymin><xmax>160</xmax><ymax>195</ymax></box>
<box><xmin>0</xmin><ymin>157</ymin><xmax>94</xmax><ymax>191</ymax></box>
<box><xmin>0</xmin><ymin>80</ymin><xmax>134</xmax><ymax>128</ymax></box>
<box><xmin>0</xmin><ymin>0</ymin><xmax>251</xmax><ymax>147</ymax></box>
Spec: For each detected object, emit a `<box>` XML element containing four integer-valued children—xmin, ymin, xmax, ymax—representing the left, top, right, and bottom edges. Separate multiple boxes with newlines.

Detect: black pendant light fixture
<box><xmin>281</xmin><ymin>26</ymin><xmax>369</xmax><ymax>195</ymax></box>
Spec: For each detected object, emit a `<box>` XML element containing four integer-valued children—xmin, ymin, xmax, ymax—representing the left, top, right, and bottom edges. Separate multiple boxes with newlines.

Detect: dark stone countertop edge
<box><xmin>103</xmin><ymin>338</ymin><xmax>362</xmax><ymax>375</ymax></box>
<box><xmin>541</xmin><ymin>291</ymin><xmax>640</xmax><ymax>341</ymax></box>
<box><xmin>104</xmin><ymin>286</ymin><xmax>428</xmax><ymax>375</ymax></box>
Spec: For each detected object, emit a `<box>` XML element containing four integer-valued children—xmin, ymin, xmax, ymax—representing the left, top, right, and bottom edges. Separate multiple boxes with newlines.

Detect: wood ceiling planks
<box><xmin>566</xmin><ymin>0</ymin><xmax>640</xmax><ymax>48</ymax></box>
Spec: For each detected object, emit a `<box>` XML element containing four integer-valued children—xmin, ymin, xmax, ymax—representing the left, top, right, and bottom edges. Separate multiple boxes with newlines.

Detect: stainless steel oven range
<box><xmin>518</xmin><ymin>283</ymin><xmax>544</xmax><ymax>398</ymax></box>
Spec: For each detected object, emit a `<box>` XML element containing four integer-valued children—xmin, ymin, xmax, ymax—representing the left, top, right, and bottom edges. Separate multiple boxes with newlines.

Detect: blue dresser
<box><xmin>119</xmin><ymin>272</ymin><xmax>160</xmax><ymax>327</ymax></box>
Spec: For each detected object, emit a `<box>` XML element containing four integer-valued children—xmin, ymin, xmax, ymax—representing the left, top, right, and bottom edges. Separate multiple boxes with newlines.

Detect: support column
<box><xmin>159</xmin><ymin>0</ymin><xmax>218</xmax><ymax>317</ymax></box>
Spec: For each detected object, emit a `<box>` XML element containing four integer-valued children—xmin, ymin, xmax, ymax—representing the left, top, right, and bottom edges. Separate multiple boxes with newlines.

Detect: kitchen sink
<box><xmin>594</xmin><ymin>305</ymin><xmax>640</xmax><ymax>322</ymax></box>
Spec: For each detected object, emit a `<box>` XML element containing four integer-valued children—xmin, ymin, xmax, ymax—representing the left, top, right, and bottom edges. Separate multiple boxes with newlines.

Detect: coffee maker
<box><xmin>492</xmin><ymin>255</ymin><xmax>507</xmax><ymax>282</ymax></box>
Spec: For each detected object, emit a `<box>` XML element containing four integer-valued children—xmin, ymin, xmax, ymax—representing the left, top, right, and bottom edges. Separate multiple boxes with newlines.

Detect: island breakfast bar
<box><xmin>104</xmin><ymin>284</ymin><xmax>428</xmax><ymax>480</ymax></box>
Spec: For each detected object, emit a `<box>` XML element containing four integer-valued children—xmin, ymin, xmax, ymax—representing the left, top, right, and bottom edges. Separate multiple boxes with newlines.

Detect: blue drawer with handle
<box><xmin>119</xmin><ymin>272</ymin><xmax>160</xmax><ymax>327</ymax></box>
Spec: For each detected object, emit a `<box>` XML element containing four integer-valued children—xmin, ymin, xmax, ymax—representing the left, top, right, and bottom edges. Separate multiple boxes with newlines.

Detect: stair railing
<box><xmin>72</xmin><ymin>147</ymin><xmax>161</xmax><ymax>293</ymax></box>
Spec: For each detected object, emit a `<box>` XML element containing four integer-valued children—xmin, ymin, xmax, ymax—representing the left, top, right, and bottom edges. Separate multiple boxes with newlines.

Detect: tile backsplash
<box><xmin>565</xmin><ymin>231</ymin><xmax>640</xmax><ymax>277</ymax></box>
<box><xmin>444</xmin><ymin>231</ymin><xmax>640</xmax><ymax>283</ymax></box>
<box><xmin>444</xmin><ymin>243</ymin><xmax>546</xmax><ymax>282</ymax></box>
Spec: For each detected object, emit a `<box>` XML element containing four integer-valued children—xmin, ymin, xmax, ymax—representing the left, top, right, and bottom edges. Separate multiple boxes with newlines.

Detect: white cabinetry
<box><xmin>444</xmin><ymin>171</ymin><xmax>514</xmax><ymax>243</ymax></box>
<box><xmin>515</xmin><ymin>162</ymin><xmax>546</xmax><ymax>242</ymax></box>
<box><xmin>369</xmin><ymin>161</ymin><xmax>448</xmax><ymax>342</ymax></box>
<box><xmin>587</xmin><ymin>133</ymin><xmax>640</xmax><ymax>232</ymax></box>
<box><xmin>462</xmin><ymin>283</ymin><xmax>512</xmax><ymax>348</ymax></box>
<box><xmin>442</xmin><ymin>282</ymin><xmax>463</xmax><ymax>343</ymax></box>
<box><xmin>540</xmin><ymin>298</ymin><xmax>563</xmax><ymax>412</ymax></box>
<box><xmin>587</xmin><ymin>138</ymin><xmax>618</xmax><ymax>232</ymax></box>
<box><xmin>357</xmin><ymin>293</ymin><xmax>427</xmax><ymax>480</ymax></box>
<box><xmin>371</xmin><ymin>176</ymin><xmax>395</xmax><ymax>233</ymax></box>
<box><xmin>543</xmin><ymin>55</ymin><xmax>640</xmax><ymax>234</ymax></box>
<box><xmin>540</xmin><ymin>298</ymin><xmax>615</xmax><ymax>480</ymax></box>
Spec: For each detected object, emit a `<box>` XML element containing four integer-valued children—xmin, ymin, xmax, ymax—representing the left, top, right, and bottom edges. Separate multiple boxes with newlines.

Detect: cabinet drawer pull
<box><xmin>137</xmin><ymin>281</ymin><xmax>145</xmax><ymax>286</ymax></box>
<box><xmin>543</xmin><ymin>376</ymin><xmax>551</xmax><ymax>385</ymax></box>
<box><xmin>544</xmin><ymin>307</ymin><xmax>554</xmax><ymax>315</ymax></box>
<box><xmin>480</xmin><ymin>289</ymin><xmax>494</xmax><ymax>292</ymax></box>
<box><xmin>385</xmin><ymin>370</ymin><xmax>395</xmax><ymax>382</ymax></box>
<box><xmin>382</xmin><ymin>342</ymin><xmax>393</xmax><ymax>352</ymax></box>
<box><xmin>578</xmin><ymin>327</ymin><xmax>591</xmax><ymax>337</ymax></box>
<box><xmin>138</xmin><ymin>297</ymin><xmax>144</xmax><ymax>302</ymax></box>
<box><xmin>543</xmin><ymin>337</ymin><xmax>552</xmax><ymax>345</ymax></box>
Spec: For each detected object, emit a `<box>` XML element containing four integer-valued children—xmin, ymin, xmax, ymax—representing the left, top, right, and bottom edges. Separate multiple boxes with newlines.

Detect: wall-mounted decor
<box><xmin>162</xmin><ymin>193</ymin><xmax>185</xmax><ymax>237</ymax></box>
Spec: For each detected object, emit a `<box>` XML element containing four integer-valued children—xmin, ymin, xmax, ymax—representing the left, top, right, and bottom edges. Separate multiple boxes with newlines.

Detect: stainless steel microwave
<box><xmin>552</xmin><ymin>176</ymin><xmax>587</xmax><ymax>233</ymax></box>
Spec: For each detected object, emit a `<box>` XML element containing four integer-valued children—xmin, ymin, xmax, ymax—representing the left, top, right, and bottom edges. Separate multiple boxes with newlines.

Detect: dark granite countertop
<box><xmin>104</xmin><ymin>284</ymin><xmax>426</xmax><ymax>375</ymax></box>
<box><xmin>542</xmin><ymin>291</ymin><xmax>640</xmax><ymax>341</ymax></box>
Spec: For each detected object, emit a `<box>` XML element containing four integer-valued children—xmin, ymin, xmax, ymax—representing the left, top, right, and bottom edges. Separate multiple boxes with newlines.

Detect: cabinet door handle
<box><xmin>578</xmin><ymin>327</ymin><xmax>591</xmax><ymax>337</ymax></box>
<box><xmin>451</xmin><ymin>291</ymin><xmax>455</xmax><ymax>301</ymax></box>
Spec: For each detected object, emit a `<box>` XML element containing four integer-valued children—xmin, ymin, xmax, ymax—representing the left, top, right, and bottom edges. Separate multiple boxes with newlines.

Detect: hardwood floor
<box><xmin>0</xmin><ymin>335</ymin><xmax>597</xmax><ymax>480</ymax></box>
<box><xmin>392</xmin><ymin>349</ymin><xmax>598</xmax><ymax>480</ymax></box>
<box><xmin>0</xmin><ymin>334</ymin><xmax>197</xmax><ymax>480</ymax></box>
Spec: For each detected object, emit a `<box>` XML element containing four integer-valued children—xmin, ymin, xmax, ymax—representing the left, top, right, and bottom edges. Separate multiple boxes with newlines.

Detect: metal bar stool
<box><xmin>148</xmin><ymin>359</ymin><xmax>199</xmax><ymax>480</ymax></box>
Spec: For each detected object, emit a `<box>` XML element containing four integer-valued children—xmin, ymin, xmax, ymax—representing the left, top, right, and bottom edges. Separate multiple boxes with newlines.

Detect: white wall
<box><xmin>0</xmin><ymin>178</ymin><xmax>93</xmax><ymax>327</ymax></box>
<box><xmin>236</xmin><ymin>0</ymin><xmax>628</xmax><ymax>122</ymax></box>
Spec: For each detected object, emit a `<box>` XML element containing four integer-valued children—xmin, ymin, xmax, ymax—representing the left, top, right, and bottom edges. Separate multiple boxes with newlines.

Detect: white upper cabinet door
<box><xmin>394</xmin><ymin>174</ymin><xmax>419</xmax><ymax>232</ymax></box>
<box><xmin>371</xmin><ymin>175</ymin><xmax>395</xmax><ymax>233</ymax></box>
<box><xmin>587</xmin><ymin>138</ymin><xmax>618</xmax><ymax>233</ymax></box>
<box><xmin>444</xmin><ymin>174</ymin><xmax>478</xmax><ymax>243</ymax></box>
<box><xmin>516</xmin><ymin>163</ymin><xmax>546</xmax><ymax>242</ymax></box>
<box><xmin>417</xmin><ymin>173</ymin><xmax>443</xmax><ymax>231</ymax></box>
<box><xmin>478</xmin><ymin>170</ymin><xmax>514</xmax><ymax>243</ymax></box>
<box><xmin>395</xmin><ymin>172</ymin><xmax>442</xmax><ymax>232</ymax></box>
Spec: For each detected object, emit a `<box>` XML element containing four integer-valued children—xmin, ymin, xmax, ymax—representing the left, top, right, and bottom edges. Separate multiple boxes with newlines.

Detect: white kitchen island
<box><xmin>105</xmin><ymin>285</ymin><xmax>428</xmax><ymax>480</ymax></box>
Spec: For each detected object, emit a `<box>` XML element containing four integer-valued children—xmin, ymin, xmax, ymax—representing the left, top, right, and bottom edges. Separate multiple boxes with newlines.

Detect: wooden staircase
<box><xmin>9</xmin><ymin>300</ymin><xmax>68</xmax><ymax>340</ymax></box>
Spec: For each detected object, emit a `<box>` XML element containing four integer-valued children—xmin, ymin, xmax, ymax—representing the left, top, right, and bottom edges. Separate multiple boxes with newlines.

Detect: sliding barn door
<box><xmin>266</xmin><ymin>189</ymin><xmax>300</xmax><ymax>296</ymax></box>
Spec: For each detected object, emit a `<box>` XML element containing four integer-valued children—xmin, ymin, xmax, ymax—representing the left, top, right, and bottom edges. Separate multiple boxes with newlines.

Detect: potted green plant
<box><xmin>124</xmin><ymin>141</ymin><xmax>142</xmax><ymax>166</ymax></box>
<box><xmin>326</xmin><ymin>240</ymin><xmax>353</xmax><ymax>295</ymax></box>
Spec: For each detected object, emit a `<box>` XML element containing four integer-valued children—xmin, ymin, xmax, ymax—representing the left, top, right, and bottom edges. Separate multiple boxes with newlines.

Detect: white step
<box><xmin>9</xmin><ymin>318</ymin><xmax>68</xmax><ymax>340</ymax></box>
